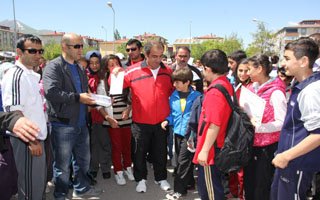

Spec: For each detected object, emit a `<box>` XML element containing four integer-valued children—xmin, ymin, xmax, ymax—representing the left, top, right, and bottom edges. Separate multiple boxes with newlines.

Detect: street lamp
<box><xmin>12</xmin><ymin>0</ymin><xmax>17</xmax><ymax>51</ymax></box>
<box><xmin>101</xmin><ymin>26</ymin><xmax>107</xmax><ymax>41</ymax></box>
<box><xmin>107</xmin><ymin>2</ymin><xmax>115</xmax><ymax>53</ymax></box>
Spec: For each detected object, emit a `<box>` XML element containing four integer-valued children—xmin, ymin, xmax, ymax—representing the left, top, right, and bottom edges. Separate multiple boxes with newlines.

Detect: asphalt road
<box><xmin>45</xmin><ymin>165</ymin><xmax>201</xmax><ymax>200</ymax></box>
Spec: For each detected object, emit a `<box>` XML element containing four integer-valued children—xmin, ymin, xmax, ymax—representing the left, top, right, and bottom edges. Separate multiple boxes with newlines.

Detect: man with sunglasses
<box><xmin>125</xmin><ymin>39</ymin><xmax>145</xmax><ymax>67</ymax></box>
<box><xmin>43</xmin><ymin>33</ymin><xmax>101</xmax><ymax>199</ymax></box>
<box><xmin>1</xmin><ymin>34</ymin><xmax>48</xmax><ymax>200</ymax></box>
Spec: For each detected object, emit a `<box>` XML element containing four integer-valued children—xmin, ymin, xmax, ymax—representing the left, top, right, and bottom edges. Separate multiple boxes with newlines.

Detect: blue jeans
<box><xmin>51</xmin><ymin>125</ymin><xmax>91</xmax><ymax>199</ymax></box>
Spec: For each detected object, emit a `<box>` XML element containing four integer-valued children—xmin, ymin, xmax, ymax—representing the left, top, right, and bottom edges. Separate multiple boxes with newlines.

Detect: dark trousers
<box><xmin>197</xmin><ymin>164</ymin><xmax>224</xmax><ymax>200</ymax></box>
<box><xmin>271</xmin><ymin>167</ymin><xmax>313</xmax><ymax>200</ymax></box>
<box><xmin>173</xmin><ymin>134</ymin><xmax>195</xmax><ymax>194</ymax></box>
<box><xmin>244</xmin><ymin>143</ymin><xmax>278</xmax><ymax>200</ymax></box>
<box><xmin>131</xmin><ymin>122</ymin><xmax>167</xmax><ymax>182</ymax></box>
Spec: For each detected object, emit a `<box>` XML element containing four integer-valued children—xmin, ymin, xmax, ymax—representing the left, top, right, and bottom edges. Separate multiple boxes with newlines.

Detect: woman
<box><xmin>243</xmin><ymin>54</ymin><xmax>287</xmax><ymax>200</ymax></box>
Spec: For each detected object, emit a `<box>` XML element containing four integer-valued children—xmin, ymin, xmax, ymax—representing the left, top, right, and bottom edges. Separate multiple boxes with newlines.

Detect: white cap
<box><xmin>115</xmin><ymin>53</ymin><xmax>125</xmax><ymax>60</ymax></box>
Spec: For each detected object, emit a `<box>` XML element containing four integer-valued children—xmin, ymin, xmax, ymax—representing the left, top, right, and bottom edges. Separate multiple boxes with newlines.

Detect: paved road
<box><xmin>45</xmin><ymin>165</ymin><xmax>201</xmax><ymax>200</ymax></box>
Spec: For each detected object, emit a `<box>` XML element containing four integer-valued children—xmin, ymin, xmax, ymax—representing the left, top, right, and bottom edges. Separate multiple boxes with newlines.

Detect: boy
<box><xmin>271</xmin><ymin>37</ymin><xmax>320</xmax><ymax>200</ymax></box>
<box><xmin>193</xmin><ymin>49</ymin><xmax>233</xmax><ymax>200</ymax></box>
<box><xmin>161</xmin><ymin>67</ymin><xmax>201</xmax><ymax>199</ymax></box>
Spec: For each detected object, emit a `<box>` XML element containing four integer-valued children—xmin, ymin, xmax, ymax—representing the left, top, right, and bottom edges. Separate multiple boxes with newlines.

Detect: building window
<box><xmin>286</xmin><ymin>28</ymin><xmax>298</xmax><ymax>33</ymax></box>
<box><xmin>300</xmin><ymin>28</ymin><xmax>307</xmax><ymax>35</ymax></box>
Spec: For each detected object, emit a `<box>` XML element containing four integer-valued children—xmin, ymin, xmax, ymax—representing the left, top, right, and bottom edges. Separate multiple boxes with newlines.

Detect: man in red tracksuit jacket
<box><xmin>122</xmin><ymin>41</ymin><xmax>173</xmax><ymax>193</ymax></box>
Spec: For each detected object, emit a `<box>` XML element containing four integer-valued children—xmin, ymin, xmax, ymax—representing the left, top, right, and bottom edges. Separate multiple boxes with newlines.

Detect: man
<box><xmin>309</xmin><ymin>33</ymin><xmax>320</xmax><ymax>71</ymax></box>
<box><xmin>172</xmin><ymin>46</ymin><xmax>203</xmax><ymax>93</ymax></box>
<box><xmin>124</xmin><ymin>38</ymin><xmax>145</xmax><ymax>67</ymax></box>
<box><xmin>123</xmin><ymin>41</ymin><xmax>173</xmax><ymax>193</ymax></box>
<box><xmin>271</xmin><ymin>37</ymin><xmax>320</xmax><ymax>200</ymax></box>
<box><xmin>192</xmin><ymin>49</ymin><xmax>233</xmax><ymax>200</ymax></box>
<box><xmin>43</xmin><ymin>33</ymin><xmax>101</xmax><ymax>199</ymax></box>
<box><xmin>1</xmin><ymin>34</ymin><xmax>48</xmax><ymax>200</ymax></box>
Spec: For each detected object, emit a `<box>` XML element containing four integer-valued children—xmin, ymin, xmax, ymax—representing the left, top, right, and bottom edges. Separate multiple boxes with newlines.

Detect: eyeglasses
<box><xmin>22</xmin><ymin>48</ymin><xmax>44</xmax><ymax>55</ymax></box>
<box><xmin>66</xmin><ymin>44</ymin><xmax>84</xmax><ymax>49</ymax></box>
<box><xmin>126</xmin><ymin>47</ymin><xmax>137</xmax><ymax>52</ymax></box>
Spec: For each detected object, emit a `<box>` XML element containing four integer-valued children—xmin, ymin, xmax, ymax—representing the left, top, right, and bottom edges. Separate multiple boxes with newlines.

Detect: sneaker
<box><xmin>166</xmin><ymin>192</ymin><xmax>183</xmax><ymax>200</ymax></box>
<box><xmin>45</xmin><ymin>184</ymin><xmax>50</xmax><ymax>193</ymax></box>
<box><xmin>124</xmin><ymin>167</ymin><xmax>135</xmax><ymax>181</ymax></box>
<box><xmin>115</xmin><ymin>171</ymin><xmax>126</xmax><ymax>185</ymax></box>
<box><xmin>72</xmin><ymin>186</ymin><xmax>102</xmax><ymax>198</ymax></box>
<box><xmin>155</xmin><ymin>179</ymin><xmax>171</xmax><ymax>191</ymax></box>
<box><xmin>136</xmin><ymin>179</ymin><xmax>147</xmax><ymax>193</ymax></box>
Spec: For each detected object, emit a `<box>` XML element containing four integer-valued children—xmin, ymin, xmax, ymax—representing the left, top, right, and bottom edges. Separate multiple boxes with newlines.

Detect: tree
<box><xmin>114</xmin><ymin>29</ymin><xmax>121</xmax><ymax>40</ymax></box>
<box><xmin>191</xmin><ymin>34</ymin><xmax>243</xmax><ymax>60</ymax></box>
<box><xmin>43</xmin><ymin>40</ymin><xmax>61</xmax><ymax>60</ymax></box>
<box><xmin>247</xmin><ymin>22</ymin><xmax>276</xmax><ymax>56</ymax></box>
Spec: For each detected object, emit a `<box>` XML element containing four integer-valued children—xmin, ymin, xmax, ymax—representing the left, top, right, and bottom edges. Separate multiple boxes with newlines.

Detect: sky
<box><xmin>1</xmin><ymin>0</ymin><xmax>320</xmax><ymax>48</ymax></box>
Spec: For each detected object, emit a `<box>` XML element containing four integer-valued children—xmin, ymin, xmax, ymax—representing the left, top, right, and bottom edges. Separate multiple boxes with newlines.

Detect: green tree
<box><xmin>114</xmin><ymin>29</ymin><xmax>121</xmax><ymax>40</ymax></box>
<box><xmin>43</xmin><ymin>40</ymin><xmax>61</xmax><ymax>60</ymax></box>
<box><xmin>247</xmin><ymin>22</ymin><xmax>276</xmax><ymax>56</ymax></box>
<box><xmin>191</xmin><ymin>34</ymin><xmax>243</xmax><ymax>60</ymax></box>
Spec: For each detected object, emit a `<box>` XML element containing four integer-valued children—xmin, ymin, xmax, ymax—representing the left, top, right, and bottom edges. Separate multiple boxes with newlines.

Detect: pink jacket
<box><xmin>249</xmin><ymin>78</ymin><xmax>286</xmax><ymax>146</ymax></box>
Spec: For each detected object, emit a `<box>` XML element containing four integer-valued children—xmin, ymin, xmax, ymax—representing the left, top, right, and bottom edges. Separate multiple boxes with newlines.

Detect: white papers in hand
<box><xmin>91</xmin><ymin>94</ymin><xmax>112</xmax><ymax>107</ymax></box>
<box><xmin>239</xmin><ymin>86</ymin><xmax>266</xmax><ymax>126</ymax></box>
<box><xmin>109</xmin><ymin>71</ymin><xmax>124</xmax><ymax>95</ymax></box>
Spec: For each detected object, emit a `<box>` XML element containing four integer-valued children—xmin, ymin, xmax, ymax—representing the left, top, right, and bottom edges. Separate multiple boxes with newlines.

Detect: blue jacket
<box><xmin>277</xmin><ymin>72</ymin><xmax>320</xmax><ymax>172</ymax></box>
<box><xmin>166</xmin><ymin>87</ymin><xmax>201</xmax><ymax>137</ymax></box>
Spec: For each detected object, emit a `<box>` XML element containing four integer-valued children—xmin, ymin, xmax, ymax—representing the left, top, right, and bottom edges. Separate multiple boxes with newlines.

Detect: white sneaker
<box><xmin>136</xmin><ymin>179</ymin><xmax>147</xmax><ymax>193</ymax></box>
<box><xmin>124</xmin><ymin>167</ymin><xmax>135</xmax><ymax>181</ymax></box>
<box><xmin>115</xmin><ymin>171</ymin><xmax>126</xmax><ymax>185</ymax></box>
<box><xmin>155</xmin><ymin>179</ymin><xmax>171</xmax><ymax>191</ymax></box>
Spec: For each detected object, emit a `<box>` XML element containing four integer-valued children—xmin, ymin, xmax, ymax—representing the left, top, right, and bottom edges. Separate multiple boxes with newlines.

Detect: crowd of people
<box><xmin>0</xmin><ymin>32</ymin><xmax>320</xmax><ymax>200</ymax></box>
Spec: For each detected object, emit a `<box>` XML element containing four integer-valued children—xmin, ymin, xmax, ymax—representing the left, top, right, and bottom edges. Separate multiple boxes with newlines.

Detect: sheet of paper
<box><xmin>239</xmin><ymin>86</ymin><xmax>266</xmax><ymax>126</ymax></box>
<box><xmin>91</xmin><ymin>94</ymin><xmax>112</xmax><ymax>107</ymax></box>
<box><xmin>109</xmin><ymin>71</ymin><xmax>124</xmax><ymax>95</ymax></box>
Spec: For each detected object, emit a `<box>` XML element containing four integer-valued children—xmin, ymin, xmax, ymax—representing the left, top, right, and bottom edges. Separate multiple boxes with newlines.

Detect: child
<box><xmin>271</xmin><ymin>37</ymin><xmax>320</xmax><ymax>200</ymax></box>
<box><xmin>193</xmin><ymin>49</ymin><xmax>233</xmax><ymax>200</ymax></box>
<box><xmin>162</xmin><ymin>67</ymin><xmax>201</xmax><ymax>199</ymax></box>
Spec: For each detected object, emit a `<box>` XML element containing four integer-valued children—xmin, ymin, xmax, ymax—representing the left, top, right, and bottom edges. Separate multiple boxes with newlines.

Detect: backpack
<box><xmin>200</xmin><ymin>84</ymin><xmax>254</xmax><ymax>173</ymax></box>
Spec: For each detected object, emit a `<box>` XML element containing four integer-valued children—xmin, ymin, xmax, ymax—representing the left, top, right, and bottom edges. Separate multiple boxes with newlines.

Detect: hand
<box><xmin>79</xmin><ymin>93</ymin><xmax>96</xmax><ymax>105</ymax></box>
<box><xmin>161</xmin><ymin>121</ymin><xmax>168</xmax><ymax>130</ymax></box>
<box><xmin>111</xmin><ymin>66</ymin><xmax>123</xmax><ymax>76</ymax></box>
<box><xmin>197</xmin><ymin>150</ymin><xmax>209</xmax><ymax>166</ymax></box>
<box><xmin>28</xmin><ymin>140</ymin><xmax>42</xmax><ymax>156</ymax></box>
<box><xmin>272</xmin><ymin>152</ymin><xmax>290</xmax><ymax>169</ymax></box>
<box><xmin>250</xmin><ymin>117</ymin><xmax>258</xmax><ymax>127</ymax></box>
<box><xmin>122</xmin><ymin>108</ymin><xmax>130</xmax><ymax>120</ymax></box>
<box><xmin>12</xmin><ymin>117</ymin><xmax>40</xmax><ymax>142</ymax></box>
<box><xmin>105</xmin><ymin>115</ymin><xmax>119</xmax><ymax>128</ymax></box>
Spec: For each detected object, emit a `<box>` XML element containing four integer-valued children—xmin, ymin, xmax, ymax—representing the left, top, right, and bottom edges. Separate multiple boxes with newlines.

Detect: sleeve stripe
<box><xmin>12</xmin><ymin>67</ymin><xmax>23</xmax><ymax>105</ymax></box>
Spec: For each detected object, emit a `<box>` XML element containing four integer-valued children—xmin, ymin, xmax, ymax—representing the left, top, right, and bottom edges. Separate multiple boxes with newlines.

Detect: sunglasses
<box><xmin>126</xmin><ymin>47</ymin><xmax>137</xmax><ymax>52</ymax></box>
<box><xmin>23</xmin><ymin>48</ymin><xmax>44</xmax><ymax>55</ymax></box>
<box><xmin>67</xmin><ymin>44</ymin><xmax>84</xmax><ymax>49</ymax></box>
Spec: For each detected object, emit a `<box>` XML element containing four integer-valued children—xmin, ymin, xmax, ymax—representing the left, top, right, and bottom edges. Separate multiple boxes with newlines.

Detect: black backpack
<box><xmin>199</xmin><ymin>84</ymin><xmax>254</xmax><ymax>173</ymax></box>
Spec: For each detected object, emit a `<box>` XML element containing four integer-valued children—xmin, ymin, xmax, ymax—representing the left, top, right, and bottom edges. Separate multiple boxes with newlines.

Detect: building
<box><xmin>276</xmin><ymin>20</ymin><xmax>320</xmax><ymax>55</ymax></box>
<box><xmin>173</xmin><ymin>33</ymin><xmax>223</xmax><ymax>53</ymax></box>
<box><xmin>99</xmin><ymin>38</ymin><xmax>129</xmax><ymax>57</ymax></box>
<box><xmin>0</xmin><ymin>25</ymin><xmax>23</xmax><ymax>51</ymax></box>
<box><xmin>39</xmin><ymin>31</ymin><xmax>102</xmax><ymax>49</ymax></box>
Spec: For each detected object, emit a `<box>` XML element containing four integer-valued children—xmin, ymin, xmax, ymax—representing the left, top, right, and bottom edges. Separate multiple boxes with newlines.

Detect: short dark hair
<box><xmin>144</xmin><ymin>41</ymin><xmax>164</xmax><ymax>56</ymax></box>
<box><xmin>247</xmin><ymin>54</ymin><xmax>272</xmax><ymax>76</ymax></box>
<box><xmin>126</xmin><ymin>39</ymin><xmax>142</xmax><ymax>49</ymax></box>
<box><xmin>172</xmin><ymin>67</ymin><xmax>193</xmax><ymax>84</ymax></box>
<box><xmin>228</xmin><ymin>50</ymin><xmax>247</xmax><ymax>64</ymax></box>
<box><xmin>176</xmin><ymin>46</ymin><xmax>191</xmax><ymax>55</ymax></box>
<box><xmin>16</xmin><ymin>34</ymin><xmax>42</xmax><ymax>51</ymax></box>
<box><xmin>285</xmin><ymin>37</ymin><xmax>319</xmax><ymax>68</ymax></box>
<box><xmin>201</xmin><ymin>49</ymin><xmax>229</xmax><ymax>75</ymax></box>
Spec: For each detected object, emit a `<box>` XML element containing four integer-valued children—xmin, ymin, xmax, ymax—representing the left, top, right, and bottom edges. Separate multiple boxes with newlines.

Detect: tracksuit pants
<box><xmin>108</xmin><ymin>127</ymin><xmax>132</xmax><ymax>173</ymax></box>
<box><xmin>131</xmin><ymin>122</ymin><xmax>167</xmax><ymax>182</ymax></box>
<box><xmin>173</xmin><ymin>134</ymin><xmax>195</xmax><ymax>195</ymax></box>
<box><xmin>271</xmin><ymin>167</ymin><xmax>314</xmax><ymax>200</ymax></box>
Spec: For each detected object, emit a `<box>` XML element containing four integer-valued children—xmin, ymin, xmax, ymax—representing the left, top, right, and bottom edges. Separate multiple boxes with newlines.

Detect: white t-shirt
<box><xmin>1</xmin><ymin>61</ymin><xmax>47</xmax><ymax>140</ymax></box>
